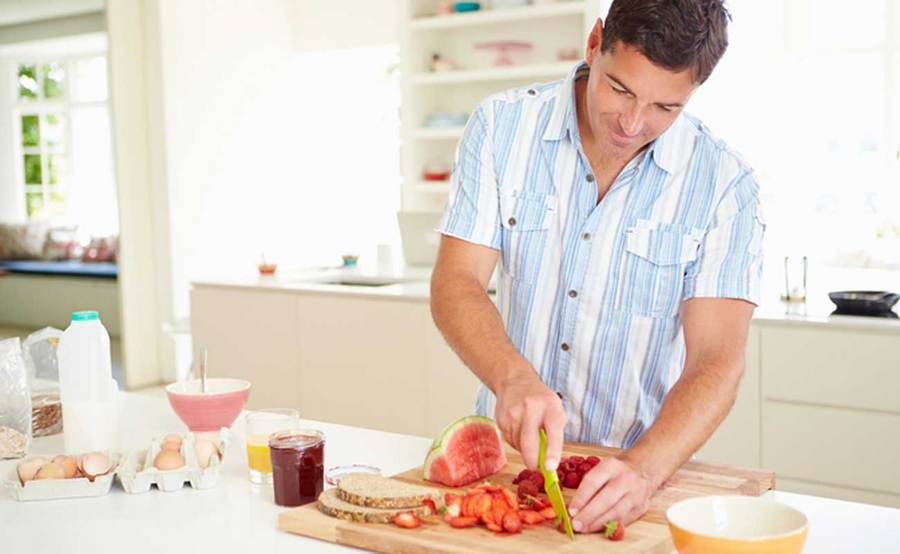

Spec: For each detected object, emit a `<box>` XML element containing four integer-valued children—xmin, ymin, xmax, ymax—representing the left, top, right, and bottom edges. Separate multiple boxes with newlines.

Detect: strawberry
<box><xmin>500</xmin><ymin>487</ymin><xmax>518</xmax><ymax>510</ymax></box>
<box><xmin>502</xmin><ymin>512</ymin><xmax>522</xmax><ymax>533</ymax></box>
<box><xmin>423</xmin><ymin>498</ymin><xmax>437</xmax><ymax>514</ymax></box>
<box><xmin>392</xmin><ymin>512</ymin><xmax>422</xmax><ymax>529</ymax></box>
<box><xmin>539</xmin><ymin>506</ymin><xmax>558</xmax><ymax>521</ymax></box>
<box><xmin>482</xmin><ymin>483</ymin><xmax>502</xmax><ymax>493</ymax></box>
<box><xmin>563</xmin><ymin>471</ymin><xmax>581</xmax><ymax>489</ymax></box>
<box><xmin>528</xmin><ymin>472</ymin><xmax>545</xmax><ymax>489</ymax></box>
<box><xmin>448</xmin><ymin>516</ymin><xmax>479</xmax><ymax>529</ymax></box>
<box><xmin>604</xmin><ymin>520</ymin><xmax>625</xmax><ymax>541</ymax></box>
<box><xmin>516</xmin><ymin>479</ymin><xmax>539</xmax><ymax>499</ymax></box>
<box><xmin>530</xmin><ymin>495</ymin><xmax>551</xmax><ymax>511</ymax></box>
<box><xmin>472</xmin><ymin>492</ymin><xmax>492</xmax><ymax>519</ymax></box>
<box><xmin>485</xmin><ymin>522</ymin><xmax>503</xmax><ymax>533</ymax></box>
<box><xmin>445</xmin><ymin>496</ymin><xmax>462</xmax><ymax>518</ymax></box>
<box><xmin>519</xmin><ymin>510</ymin><xmax>546</xmax><ymax>525</ymax></box>
<box><xmin>513</xmin><ymin>468</ymin><xmax>530</xmax><ymax>484</ymax></box>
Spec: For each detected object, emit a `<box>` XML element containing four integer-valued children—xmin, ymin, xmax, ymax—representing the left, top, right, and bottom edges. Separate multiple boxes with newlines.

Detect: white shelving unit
<box><xmin>399</xmin><ymin>1</ymin><xmax>599</xmax><ymax>214</ymax></box>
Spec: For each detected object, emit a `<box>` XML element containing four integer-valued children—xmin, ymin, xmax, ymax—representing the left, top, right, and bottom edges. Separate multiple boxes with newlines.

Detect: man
<box><xmin>430</xmin><ymin>0</ymin><xmax>764</xmax><ymax>534</ymax></box>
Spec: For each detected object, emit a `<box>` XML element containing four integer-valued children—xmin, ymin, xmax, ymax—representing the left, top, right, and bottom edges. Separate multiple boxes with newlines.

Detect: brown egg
<box><xmin>51</xmin><ymin>455</ymin><xmax>79</xmax><ymax>479</ymax></box>
<box><xmin>35</xmin><ymin>461</ymin><xmax>66</xmax><ymax>480</ymax></box>
<box><xmin>154</xmin><ymin>449</ymin><xmax>185</xmax><ymax>470</ymax></box>
<box><xmin>162</xmin><ymin>433</ymin><xmax>183</xmax><ymax>446</ymax></box>
<box><xmin>161</xmin><ymin>441</ymin><xmax>182</xmax><ymax>452</ymax></box>
<box><xmin>17</xmin><ymin>458</ymin><xmax>47</xmax><ymax>484</ymax></box>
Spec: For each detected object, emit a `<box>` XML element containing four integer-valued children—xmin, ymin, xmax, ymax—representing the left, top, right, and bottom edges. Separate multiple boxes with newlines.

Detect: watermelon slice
<box><xmin>423</xmin><ymin>416</ymin><xmax>508</xmax><ymax>487</ymax></box>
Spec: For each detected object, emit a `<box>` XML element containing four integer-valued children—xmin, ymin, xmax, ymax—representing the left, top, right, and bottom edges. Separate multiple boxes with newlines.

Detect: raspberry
<box><xmin>569</xmin><ymin>456</ymin><xmax>584</xmax><ymax>465</ymax></box>
<box><xmin>578</xmin><ymin>462</ymin><xmax>593</xmax><ymax>475</ymax></box>
<box><xmin>561</xmin><ymin>461</ymin><xmax>577</xmax><ymax>474</ymax></box>
<box><xmin>563</xmin><ymin>471</ymin><xmax>581</xmax><ymax>488</ymax></box>
<box><xmin>514</xmin><ymin>468</ymin><xmax>530</xmax><ymax>484</ymax></box>
<box><xmin>586</xmin><ymin>455</ymin><xmax>601</xmax><ymax>466</ymax></box>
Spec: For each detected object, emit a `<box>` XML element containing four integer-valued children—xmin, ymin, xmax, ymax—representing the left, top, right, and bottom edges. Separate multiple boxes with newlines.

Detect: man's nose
<box><xmin>619</xmin><ymin>102</ymin><xmax>645</xmax><ymax>137</ymax></box>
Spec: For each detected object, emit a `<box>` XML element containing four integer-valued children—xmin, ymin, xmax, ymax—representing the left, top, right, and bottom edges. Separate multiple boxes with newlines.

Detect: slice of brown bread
<box><xmin>317</xmin><ymin>488</ymin><xmax>433</xmax><ymax>523</ymax></box>
<box><xmin>336</xmin><ymin>472</ymin><xmax>442</xmax><ymax>509</ymax></box>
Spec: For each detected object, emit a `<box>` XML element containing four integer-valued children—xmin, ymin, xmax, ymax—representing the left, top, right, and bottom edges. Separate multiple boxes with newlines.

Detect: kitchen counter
<box><xmin>192</xmin><ymin>264</ymin><xmax>900</xmax><ymax>331</ymax></box>
<box><xmin>3</xmin><ymin>392</ymin><xmax>900</xmax><ymax>553</ymax></box>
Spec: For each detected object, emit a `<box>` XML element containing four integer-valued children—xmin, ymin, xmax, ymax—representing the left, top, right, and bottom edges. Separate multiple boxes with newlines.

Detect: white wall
<box><xmin>290</xmin><ymin>0</ymin><xmax>398</xmax><ymax>52</ymax></box>
<box><xmin>0</xmin><ymin>58</ymin><xmax>20</xmax><ymax>221</ymax></box>
<box><xmin>0</xmin><ymin>0</ymin><xmax>103</xmax><ymax>26</ymax></box>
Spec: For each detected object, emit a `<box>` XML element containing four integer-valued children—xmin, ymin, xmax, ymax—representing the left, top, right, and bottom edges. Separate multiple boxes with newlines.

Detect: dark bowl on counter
<box><xmin>828</xmin><ymin>290</ymin><xmax>899</xmax><ymax>316</ymax></box>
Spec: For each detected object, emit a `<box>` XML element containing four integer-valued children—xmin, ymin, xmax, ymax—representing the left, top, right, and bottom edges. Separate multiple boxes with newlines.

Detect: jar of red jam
<box><xmin>268</xmin><ymin>429</ymin><xmax>325</xmax><ymax>507</ymax></box>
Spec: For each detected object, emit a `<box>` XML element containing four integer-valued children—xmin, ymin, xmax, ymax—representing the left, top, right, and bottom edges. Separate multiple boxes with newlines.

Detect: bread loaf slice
<box><xmin>336</xmin><ymin>472</ymin><xmax>442</xmax><ymax>509</ymax></box>
<box><xmin>317</xmin><ymin>489</ymin><xmax>433</xmax><ymax>523</ymax></box>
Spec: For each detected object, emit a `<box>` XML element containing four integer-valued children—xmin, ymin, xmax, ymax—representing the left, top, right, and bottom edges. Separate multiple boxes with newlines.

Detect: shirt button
<box><xmin>527</xmin><ymin>89</ymin><xmax>536</xmax><ymax>96</ymax></box>
<box><xmin>582</xmin><ymin>232</ymin><xmax>591</xmax><ymax>240</ymax></box>
<box><xmin>508</xmin><ymin>217</ymin><xmax>517</xmax><ymax>226</ymax></box>
<box><xmin>561</xmin><ymin>342</ymin><xmax>570</xmax><ymax>352</ymax></box>
<box><xmin>568</xmin><ymin>290</ymin><xmax>578</xmax><ymax>298</ymax></box>
<box><xmin>586</xmin><ymin>174</ymin><xmax>595</xmax><ymax>183</ymax></box>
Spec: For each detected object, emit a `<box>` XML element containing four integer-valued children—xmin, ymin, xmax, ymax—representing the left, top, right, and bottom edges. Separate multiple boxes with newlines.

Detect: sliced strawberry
<box><xmin>448</xmin><ymin>516</ymin><xmax>479</xmax><ymax>529</ymax></box>
<box><xmin>500</xmin><ymin>487</ymin><xmax>518</xmax><ymax>510</ymax></box>
<box><xmin>502</xmin><ymin>512</ymin><xmax>522</xmax><ymax>533</ymax></box>
<box><xmin>392</xmin><ymin>512</ymin><xmax>422</xmax><ymax>529</ymax></box>
<box><xmin>519</xmin><ymin>510</ymin><xmax>546</xmax><ymax>525</ymax></box>
<box><xmin>422</xmin><ymin>498</ymin><xmax>437</xmax><ymax>514</ymax></box>
<box><xmin>485</xmin><ymin>522</ymin><xmax>503</xmax><ymax>533</ymax></box>
<box><xmin>539</xmin><ymin>506</ymin><xmax>557</xmax><ymax>521</ymax></box>
<box><xmin>460</xmin><ymin>495</ymin><xmax>474</xmax><ymax>518</ymax></box>
<box><xmin>472</xmin><ymin>492</ymin><xmax>492</xmax><ymax>519</ymax></box>
<box><xmin>531</xmin><ymin>495</ymin><xmax>551</xmax><ymax>511</ymax></box>
<box><xmin>445</xmin><ymin>496</ymin><xmax>462</xmax><ymax>518</ymax></box>
<box><xmin>482</xmin><ymin>483</ymin><xmax>502</xmax><ymax>492</ymax></box>
<box><xmin>444</xmin><ymin>493</ymin><xmax>460</xmax><ymax>506</ymax></box>
<box><xmin>604</xmin><ymin>520</ymin><xmax>625</xmax><ymax>541</ymax></box>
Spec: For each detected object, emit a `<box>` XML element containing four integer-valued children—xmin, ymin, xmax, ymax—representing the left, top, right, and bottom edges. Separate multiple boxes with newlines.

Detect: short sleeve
<box><xmin>435</xmin><ymin>103</ymin><xmax>502</xmax><ymax>249</ymax></box>
<box><xmin>682</xmin><ymin>171</ymin><xmax>766</xmax><ymax>305</ymax></box>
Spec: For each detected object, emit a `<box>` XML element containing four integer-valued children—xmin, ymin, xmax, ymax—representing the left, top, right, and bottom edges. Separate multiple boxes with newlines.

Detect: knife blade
<box><xmin>539</xmin><ymin>428</ymin><xmax>575</xmax><ymax>539</ymax></box>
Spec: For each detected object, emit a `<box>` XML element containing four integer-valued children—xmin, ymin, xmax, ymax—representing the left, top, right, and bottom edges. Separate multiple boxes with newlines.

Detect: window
<box><xmin>686</xmin><ymin>0</ymin><xmax>900</xmax><ymax>269</ymax></box>
<box><xmin>11</xmin><ymin>54</ymin><xmax>116</xmax><ymax>234</ymax></box>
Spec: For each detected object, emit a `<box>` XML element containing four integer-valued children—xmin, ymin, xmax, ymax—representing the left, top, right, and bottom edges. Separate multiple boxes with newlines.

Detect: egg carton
<box><xmin>3</xmin><ymin>453</ymin><xmax>121</xmax><ymax>502</ymax></box>
<box><xmin>117</xmin><ymin>429</ymin><xmax>229</xmax><ymax>493</ymax></box>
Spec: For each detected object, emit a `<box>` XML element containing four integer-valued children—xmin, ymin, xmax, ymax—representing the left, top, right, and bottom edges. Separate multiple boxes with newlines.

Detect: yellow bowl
<box><xmin>667</xmin><ymin>495</ymin><xmax>809</xmax><ymax>554</ymax></box>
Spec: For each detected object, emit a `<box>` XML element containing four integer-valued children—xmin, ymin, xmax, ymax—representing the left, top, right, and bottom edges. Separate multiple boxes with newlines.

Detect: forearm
<box><xmin>430</xmin><ymin>274</ymin><xmax>535</xmax><ymax>393</ymax></box>
<box><xmin>620</xmin><ymin>358</ymin><xmax>744</xmax><ymax>489</ymax></box>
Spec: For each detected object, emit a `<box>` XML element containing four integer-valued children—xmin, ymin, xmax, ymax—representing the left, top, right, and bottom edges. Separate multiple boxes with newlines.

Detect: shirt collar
<box><xmin>542</xmin><ymin>61</ymin><xmax>697</xmax><ymax>175</ymax></box>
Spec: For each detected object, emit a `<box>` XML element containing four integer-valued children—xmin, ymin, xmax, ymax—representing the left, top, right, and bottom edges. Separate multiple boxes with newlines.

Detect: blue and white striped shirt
<box><xmin>437</xmin><ymin>62</ymin><xmax>765</xmax><ymax>448</ymax></box>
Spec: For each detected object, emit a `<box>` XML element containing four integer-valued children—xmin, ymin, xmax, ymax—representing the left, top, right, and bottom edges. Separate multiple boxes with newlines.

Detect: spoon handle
<box><xmin>201</xmin><ymin>349</ymin><xmax>208</xmax><ymax>393</ymax></box>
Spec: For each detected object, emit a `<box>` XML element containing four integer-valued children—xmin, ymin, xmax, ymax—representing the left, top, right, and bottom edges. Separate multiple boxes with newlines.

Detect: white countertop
<box><xmin>3</xmin><ymin>392</ymin><xmax>900</xmax><ymax>553</ymax></box>
<box><xmin>192</xmin><ymin>263</ymin><xmax>900</xmax><ymax>331</ymax></box>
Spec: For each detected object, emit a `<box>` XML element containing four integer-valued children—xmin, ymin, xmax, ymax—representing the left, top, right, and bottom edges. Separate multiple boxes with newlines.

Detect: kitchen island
<box><xmin>2</xmin><ymin>392</ymin><xmax>900</xmax><ymax>553</ymax></box>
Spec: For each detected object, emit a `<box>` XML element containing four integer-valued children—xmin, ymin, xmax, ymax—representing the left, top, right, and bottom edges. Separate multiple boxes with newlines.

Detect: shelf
<box><xmin>410</xmin><ymin>2</ymin><xmax>585</xmax><ymax>30</ymax></box>
<box><xmin>411</xmin><ymin>126</ymin><xmax>465</xmax><ymax>140</ymax></box>
<box><xmin>407</xmin><ymin>181</ymin><xmax>451</xmax><ymax>193</ymax></box>
<box><xmin>411</xmin><ymin>61</ymin><xmax>573</xmax><ymax>85</ymax></box>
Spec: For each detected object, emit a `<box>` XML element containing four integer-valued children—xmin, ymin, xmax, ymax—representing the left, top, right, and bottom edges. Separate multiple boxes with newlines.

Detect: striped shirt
<box><xmin>437</xmin><ymin>62</ymin><xmax>765</xmax><ymax>448</ymax></box>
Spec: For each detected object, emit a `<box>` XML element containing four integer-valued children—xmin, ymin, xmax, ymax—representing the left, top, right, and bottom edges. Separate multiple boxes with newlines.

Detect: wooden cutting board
<box><xmin>278</xmin><ymin>442</ymin><xmax>775</xmax><ymax>553</ymax></box>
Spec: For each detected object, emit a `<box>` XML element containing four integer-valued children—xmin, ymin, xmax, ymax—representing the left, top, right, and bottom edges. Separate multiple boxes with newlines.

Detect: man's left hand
<box><xmin>566</xmin><ymin>456</ymin><xmax>656</xmax><ymax>533</ymax></box>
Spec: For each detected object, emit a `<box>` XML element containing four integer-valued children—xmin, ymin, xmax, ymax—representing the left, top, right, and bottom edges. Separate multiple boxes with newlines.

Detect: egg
<box><xmin>16</xmin><ymin>458</ymin><xmax>47</xmax><ymax>484</ymax></box>
<box><xmin>194</xmin><ymin>440</ymin><xmax>218</xmax><ymax>469</ymax></box>
<box><xmin>154</xmin><ymin>449</ymin><xmax>185</xmax><ymax>470</ymax></box>
<box><xmin>161</xmin><ymin>441</ymin><xmax>182</xmax><ymax>452</ymax></box>
<box><xmin>52</xmin><ymin>455</ymin><xmax>79</xmax><ymax>479</ymax></box>
<box><xmin>162</xmin><ymin>433</ymin><xmax>183</xmax><ymax>446</ymax></box>
<box><xmin>79</xmin><ymin>452</ymin><xmax>112</xmax><ymax>481</ymax></box>
<box><xmin>35</xmin><ymin>461</ymin><xmax>66</xmax><ymax>480</ymax></box>
<box><xmin>194</xmin><ymin>432</ymin><xmax>223</xmax><ymax>455</ymax></box>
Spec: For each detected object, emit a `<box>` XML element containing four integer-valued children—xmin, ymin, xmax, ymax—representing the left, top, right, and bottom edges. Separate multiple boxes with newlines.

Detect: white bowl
<box><xmin>667</xmin><ymin>495</ymin><xmax>809</xmax><ymax>554</ymax></box>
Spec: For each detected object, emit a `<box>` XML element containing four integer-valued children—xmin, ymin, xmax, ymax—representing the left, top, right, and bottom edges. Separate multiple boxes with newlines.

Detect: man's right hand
<box><xmin>494</xmin><ymin>370</ymin><xmax>567</xmax><ymax>473</ymax></box>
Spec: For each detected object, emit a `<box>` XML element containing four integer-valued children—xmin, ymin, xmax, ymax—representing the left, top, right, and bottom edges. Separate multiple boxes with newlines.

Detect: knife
<box><xmin>539</xmin><ymin>428</ymin><xmax>575</xmax><ymax>539</ymax></box>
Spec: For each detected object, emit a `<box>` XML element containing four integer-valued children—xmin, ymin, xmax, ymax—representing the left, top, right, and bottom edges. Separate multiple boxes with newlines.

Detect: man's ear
<box><xmin>585</xmin><ymin>18</ymin><xmax>604</xmax><ymax>65</ymax></box>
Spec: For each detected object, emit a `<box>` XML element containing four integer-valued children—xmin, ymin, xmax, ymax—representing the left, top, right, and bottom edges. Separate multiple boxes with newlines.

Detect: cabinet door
<box><xmin>295</xmin><ymin>295</ymin><xmax>428</xmax><ymax>437</ymax></box>
<box><xmin>424</xmin><ymin>320</ymin><xmax>482</xmax><ymax>437</ymax></box>
<box><xmin>694</xmin><ymin>325</ymin><xmax>761</xmax><ymax>468</ymax></box>
<box><xmin>190</xmin><ymin>287</ymin><xmax>302</xmax><ymax>410</ymax></box>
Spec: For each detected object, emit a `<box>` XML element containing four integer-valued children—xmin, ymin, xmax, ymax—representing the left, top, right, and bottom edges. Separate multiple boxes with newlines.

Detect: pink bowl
<box><xmin>165</xmin><ymin>378</ymin><xmax>251</xmax><ymax>432</ymax></box>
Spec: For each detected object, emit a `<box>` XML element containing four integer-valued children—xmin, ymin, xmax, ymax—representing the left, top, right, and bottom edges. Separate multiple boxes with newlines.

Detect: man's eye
<box><xmin>612</xmin><ymin>86</ymin><xmax>627</xmax><ymax>95</ymax></box>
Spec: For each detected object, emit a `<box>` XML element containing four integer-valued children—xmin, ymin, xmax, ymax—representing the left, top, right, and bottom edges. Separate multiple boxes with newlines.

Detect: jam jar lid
<box><xmin>268</xmin><ymin>429</ymin><xmax>325</xmax><ymax>449</ymax></box>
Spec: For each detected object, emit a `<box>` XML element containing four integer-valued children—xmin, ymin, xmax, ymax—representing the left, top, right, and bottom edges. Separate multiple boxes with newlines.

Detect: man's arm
<box><xmin>567</xmin><ymin>297</ymin><xmax>754</xmax><ymax>533</ymax></box>
<box><xmin>431</xmin><ymin>235</ymin><xmax>566</xmax><ymax>471</ymax></box>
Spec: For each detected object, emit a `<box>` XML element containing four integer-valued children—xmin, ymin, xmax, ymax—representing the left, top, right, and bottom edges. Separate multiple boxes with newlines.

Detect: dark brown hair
<box><xmin>600</xmin><ymin>0</ymin><xmax>730</xmax><ymax>84</ymax></box>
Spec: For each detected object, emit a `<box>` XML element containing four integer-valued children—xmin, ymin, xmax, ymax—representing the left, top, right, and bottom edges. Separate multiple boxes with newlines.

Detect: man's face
<box><xmin>582</xmin><ymin>36</ymin><xmax>697</xmax><ymax>160</ymax></box>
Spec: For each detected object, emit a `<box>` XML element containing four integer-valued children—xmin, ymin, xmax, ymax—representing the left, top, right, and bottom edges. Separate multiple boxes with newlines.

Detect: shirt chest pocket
<box><xmin>499</xmin><ymin>192</ymin><xmax>557</xmax><ymax>284</ymax></box>
<box><xmin>617</xmin><ymin>220</ymin><xmax>703</xmax><ymax>317</ymax></box>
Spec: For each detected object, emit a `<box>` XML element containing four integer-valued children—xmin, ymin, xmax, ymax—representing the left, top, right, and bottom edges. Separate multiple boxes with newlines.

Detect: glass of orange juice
<box><xmin>245</xmin><ymin>408</ymin><xmax>300</xmax><ymax>484</ymax></box>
